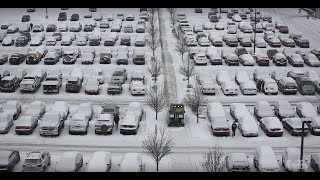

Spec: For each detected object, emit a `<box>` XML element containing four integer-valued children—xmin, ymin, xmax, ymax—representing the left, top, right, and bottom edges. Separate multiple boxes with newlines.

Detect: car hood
<box><xmin>20</xmin><ymin>80</ymin><xmax>35</xmax><ymax>85</ymax></box>
<box><xmin>86</xmin><ymin>86</ymin><xmax>99</xmax><ymax>91</ymax></box>
<box><xmin>40</xmin><ymin>121</ymin><xmax>58</xmax><ymax>128</ymax></box>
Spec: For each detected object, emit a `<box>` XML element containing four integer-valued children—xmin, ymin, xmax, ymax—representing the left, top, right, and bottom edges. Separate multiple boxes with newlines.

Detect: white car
<box><xmin>61</xmin><ymin>35</ymin><xmax>72</xmax><ymax>46</ymax></box>
<box><xmin>26</xmin><ymin>101</ymin><xmax>46</xmax><ymax>119</ymax></box>
<box><xmin>186</xmin><ymin>36</ymin><xmax>197</xmax><ymax>46</ymax></box>
<box><xmin>260</xmin><ymin>117</ymin><xmax>283</xmax><ymax>137</ymax></box>
<box><xmin>118</xmin><ymin>153</ymin><xmax>144</xmax><ymax>172</ymax></box>
<box><xmin>193</xmin><ymin>24</ymin><xmax>204</xmax><ymax>33</ymax></box>
<box><xmin>80</xmin><ymin>52</ymin><xmax>94</xmax><ymax>64</ymax></box>
<box><xmin>235</xmin><ymin>71</ymin><xmax>250</xmax><ymax>85</ymax></box>
<box><xmin>225</xmin><ymin>153</ymin><xmax>250</xmax><ymax>172</ymax></box>
<box><xmin>238</xmin><ymin>115</ymin><xmax>259</xmax><ymax>137</ymax></box>
<box><xmin>70</xmin><ymin>22</ymin><xmax>82</xmax><ymax>32</ymax></box>
<box><xmin>129</xmin><ymin>81</ymin><xmax>146</xmax><ymax>96</ymax></box>
<box><xmin>274</xmin><ymin>100</ymin><xmax>295</xmax><ymax>119</ymax></box>
<box><xmin>32</xmin><ymin>24</ymin><xmax>44</xmax><ymax>32</ymax></box>
<box><xmin>198</xmin><ymin>37</ymin><xmax>211</xmax><ymax>46</ymax></box>
<box><xmin>30</xmin><ymin>36</ymin><xmax>43</xmax><ymax>46</ymax></box>
<box><xmin>0</xmin><ymin>112</ymin><xmax>13</xmax><ymax>134</ymax></box>
<box><xmin>232</xmin><ymin>14</ymin><xmax>242</xmax><ymax>22</ymax></box>
<box><xmin>193</xmin><ymin>53</ymin><xmax>208</xmax><ymax>65</ymax></box>
<box><xmin>100</xmin><ymin>20</ymin><xmax>109</xmax><ymax>28</ymax></box>
<box><xmin>254</xmin><ymin>101</ymin><xmax>275</xmax><ymax>120</ymax></box>
<box><xmin>202</xmin><ymin>22</ymin><xmax>213</xmax><ymax>30</ymax></box>
<box><xmin>303</xmin><ymin>54</ymin><xmax>320</xmax><ymax>67</ymax></box>
<box><xmin>51</xmin><ymin>101</ymin><xmax>70</xmax><ymax>120</ymax></box>
<box><xmin>120</xmin><ymin>114</ymin><xmax>140</xmax><ymax>135</ymax></box>
<box><xmin>131</xmin><ymin>70</ymin><xmax>146</xmax><ymax>84</ymax></box>
<box><xmin>1</xmin><ymin>101</ymin><xmax>22</xmax><ymax>120</ymax></box>
<box><xmin>126</xmin><ymin>102</ymin><xmax>144</xmax><ymax>121</ymax></box>
<box><xmin>215</xmin><ymin>22</ymin><xmax>224</xmax><ymax>30</ymax></box>
<box><xmin>207</xmin><ymin>102</ymin><xmax>226</xmax><ymax>120</ymax></box>
<box><xmin>296</xmin><ymin>102</ymin><xmax>317</xmax><ymax>118</ymax></box>
<box><xmin>76</xmin><ymin>103</ymin><xmax>94</xmax><ymax>120</ymax></box>
<box><xmin>94</xmin><ymin>14</ymin><xmax>103</xmax><ymax>21</ymax></box>
<box><xmin>210</xmin><ymin>116</ymin><xmax>230</xmax><ymax>136</ymax></box>
<box><xmin>282</xmin><ymin>148</ymin><xmax>308</xmax><ymax>172</ymax></box>
<box><xmin>55</xmin><ymin>151</ymin><xmax>83</xmax><ymax>172</ymax></box>
<box><xmin>230</xmin><ymin>103</ymin><xmax>250</xmax><ymax>121</ymax></box>
<box><xmin>69</xmin><ymin>112</ymin><xmax>89</xmax><ymax>135</ymax></box>
<box><xmin>221</xmin><ymin>81</ymin><xmax>238</xmax><ymax>95</ymax></box>
<box><xmin>254</xmin><ymin>146</ymin><xmax>280</xmax><ymax>172</ymax></box>
<box><xmin>216</xmin><ymin>71</ymin><xmax>231</xmax><ymax>85</ymax></box>
<box><xmin>6</xmin><ymin>25</ymin><xmax>18</xmax><ymax>33</ymax></box>
<box><xmin>200</xmin><ymin>81</ymin><xmax>216</xmax><ymax>95</ymax></box>
<box><xmin>85</xmin><ymin>78</ymin><xmax>100</xmax><ymax>95</ymax></box>
<box><xmin>240</xmin><ymin>81</ymin><xmax>257</xmax><ymax>95</ymax></box>
<box><xmin>227</xmin><ymin>25</ymin><xmax>237</xmax><ymax>34</ymax></box>
<box><xmin>46</xmin><ymin>36</ymin><xmax>56</xmax><ymax>46</ymax></box>
<box><xmin>76</xmin><ymin>36</ymin><xmax>87</xmax><ymax>46</ymax></box>
<box><xmin>239</xmin><ymin>54</ymin><xmax>254</xmax><ymax>66</ymax></box>
<box><xmin>2</xmin><ymin>36</ymin><xmax>14</xmax><ymax>46</ymax></box>
<box><xmin>255</xmin><ymin>38</ymin><xmax>267</xmax><ymax>48</ymax></box>
<box><xmin>91</xmin><ymin>68</ymin><xmax>105</xmax><ymax>84</ymax></box>
<box><xmin>58</xmin><ymin>23</ymin><xmax>68</xmax><ymax>32</ymax></box>
<box><xmin>85</xmin><ymin>151</ymin><xmax>112</xmax><ymax>172</ymax></box>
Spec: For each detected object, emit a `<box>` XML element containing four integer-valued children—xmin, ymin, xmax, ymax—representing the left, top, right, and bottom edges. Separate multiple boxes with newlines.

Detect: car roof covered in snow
<box><xmin>208</xmin><ymin>102</ymin><xmax>225</xmax><ymax>118</ymax></box>
<box><xmin>297</xmin><ymin>102</ymin><xmax>317</xmax><ymax>117</ymax></box>
<box><xmin>16</xmin><ymin>116</ymin><xmax>35</xmax><ymax>126</ymax></box>
<box><xmin>119</xmin><ymin>153</ymin><xmax>142</xmax><ymax>172</ymax></box>
<box><xmin>211</xmin><ymin>117</ymin><xmax>229</xmax><ymax>128</ymax></box>
<box><xmin>283</xmin><ymin>117</ymin><xmax>303</xmax><ymax>128</ymax></box>
<box><xmin>261</xmin><ymin>117</ymin><xmax>282</xmax><ymax>129</ymax></box>
<box><xmin>86</xmin><ymin>151</ymin><xmax>111</xmax><ymax>172</ymax></box>
<box><xmin>257</xmin><ymin>146</ymin><xmax>278</xmax><ymax>168</ymax></box>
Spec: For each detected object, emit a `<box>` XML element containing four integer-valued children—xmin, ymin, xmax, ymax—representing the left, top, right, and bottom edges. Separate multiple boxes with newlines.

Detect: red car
<box><xmin>104</xmin><ymin>39</ymin><xmax>115</xmax><ymax>46</ymax></box>
<box><xmin>255</xmin><ymin>54</ymin><xmax>270</xmax><ymax>66</ymax></box>
<box><xmin>279</xmin><ymin>26</ymin><xmax>289</xmax><ymax>33</ymax></box>
<box><xmin>15</xmin><ymin>116</ymin><xmax>38</xmax><ymax>135</ymax></box>
<box><xmin>58</xmin><ymin>12</ymin><xmax>67</xmax><ymax>21</ymax></box>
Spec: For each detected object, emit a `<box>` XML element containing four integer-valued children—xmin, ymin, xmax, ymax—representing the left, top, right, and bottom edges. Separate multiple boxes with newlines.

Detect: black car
<box><xmin>21</xmin><ymin>15</ymin><xmax>30</xmax><ymax>22</ymax></box>
<box><xmin>209</xmin><ymin>15</ymin><xmax>219</xmax><ymax>22</ymax></box>
<box><xmin>120</xmin><ymin>35</ymin><xmax>131</xmax><ymax>46</ymax></box>
<box><xmin>282</xmin><ymin>118</ymin><xmax>309</xmax><ymax>136</ymax></box>
<box><xmin>15</xmin><ymin>35</ymin><xmax>29</xmax><ymax>47</ymax></box>
<box><xmin>307</xmin><ymin>117</ymin><xmax>320</xmax><ymax>136</ymax></box>
<box><xmin>89</xmin><ymin>8</ymin><xmax>97</xmax><ymax>12</ymax></box>
<box><xmin>0</xmin><ymin>75</ymin><xmax>19</xmax><ymax>92</ymax></box>
<box><xmin>66</xmin><ymin>77</ymin><xmax>82</xmax><ymax>93</ymax></box>
<box><xmin>46</xmin><ymin>24</ymin><xmax>57</xmax><ymax>32</ymax></box>
<box><xmin>0</xmin><ymin>150</ymin><xmax>20</xmax><ymax>172</ymax></box>
<box><xmin>311</xmin><ymin>49</ymin><xmax>320</xmax><ymax>60</ymax></box>
<box><xmin>310</xmin><ymin>153</ymin><xmax>320</xmax><ymax>172</ymax></box>
<box><xmin>100</xmin><ymin>52</ymin><xmax>112</xmax><ymax>64</ymax></box>
<box><xmin>9</xmin><ymin>53</ymin><xmax>26</xmax><ymax>65</ymax></box>
<box><xmin>58</xmin><ymin>12</ymin><xmax>67</xmax><ymax>21</ymax></box>
<box><xmin>70</xmin><ymin>14</ymin><xmax>79</xmax><ymax>21</ymax></box>
<box><xmin>195</xmin><ymin>8</ymin><xmax>202</xmax><ymax>13</ymax></box>
<box><xmin>267</xmin><ymin>49</ymin><xmax>278</xmax><ymax>60</ymax></box>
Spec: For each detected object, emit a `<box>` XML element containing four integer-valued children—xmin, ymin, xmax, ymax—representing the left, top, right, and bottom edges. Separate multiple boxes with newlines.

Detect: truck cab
<box><xmin>167</xmin><ymin>103</ymin><xmax>185</xmax><ymax>127</ymax></box>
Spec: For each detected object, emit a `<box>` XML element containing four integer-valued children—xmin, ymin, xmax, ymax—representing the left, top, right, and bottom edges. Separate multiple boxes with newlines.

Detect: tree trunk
<box><xmin>155</xmin><ymin>75</ymin><xmax>157</xmax><ymax>82</ymax></box>
<box><xmin>197</xmin><ymin>110</ymin><xmax>199</xmax><ymax>123</ymax></box>
<box><xmin>187</xmin><ymin>76</ymin><xmax>190</xmax><ymax>86</ymax></box>
<box><xmin>156</xmin><ymin>111</ymin><xmax>158</xmax><ymax>120</ymax></box>
<box><xmin>156</xmin><ymin>161</ymin><xmax>159</xmax><ymax>171</ymax></box>
<box><xmin>181</xmin><ymin>53</ymin><xmax>184</xmax><ymax>61</ymax></box>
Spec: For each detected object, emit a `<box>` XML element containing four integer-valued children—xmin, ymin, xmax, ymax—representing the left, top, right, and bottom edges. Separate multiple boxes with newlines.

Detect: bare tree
<box><xmin>201</xmin><ymin>145</ymin><xmax>226</xmax><ymax>172</ymax></box>
<box><xmin>175</xmin><ymin>36</ymin><xmax>189</xmax><ymax>61</ymax></box>
<box><xmin>168</xmin><ymin>8</ymin><xmax>177</xmax><ymax>33</ymax></box>
<box><xmin>147</xmin><ymin>56</ymin><xmax>163</xmax><ymax>83</ymax></box>
<box><xmin>143</xmin><ymin>127</ymin><xmax>174</xmax><ymax>171</ymax></box>
<box><xmin>179</xmin><ymin>55</ymin><xmax>195</xmax><ymax>87</ymax></box>
<box><xmin>146</xmin><ymin>84</ymin><xmax>167</xmax><ymax>120</ymax></box>
<box><xmin>183</xmin><ymin>84</ymin><xmax>207</xmax><ymax>123</ymax></box>
<box><xmin>148</xmin><ymin>8</ymin><xmax>157</xmax><ymax>26</ymax></box>
<box><xmin>147</xmin><ymin>16</ymin><xmax>160</xmax><ymax>57</ymax></box>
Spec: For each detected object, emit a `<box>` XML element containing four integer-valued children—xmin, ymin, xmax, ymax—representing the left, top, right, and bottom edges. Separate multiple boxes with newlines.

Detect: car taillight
<box><xmin>37</xmin><ymin>164</ymin><xmax>42</xmax><ymax>167</ymax></box>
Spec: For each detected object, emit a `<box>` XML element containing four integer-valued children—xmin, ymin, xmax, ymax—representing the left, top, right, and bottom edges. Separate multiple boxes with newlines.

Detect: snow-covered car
<box><xmin>76</xmin><ymin>103</ymin><xmax>94</xmax><ymax>121</ymax></box>
<box><xmin>126</xmin><ymin>102</ymin><xmax>144</xmax><ymax>121</ymax></box>
<box><xmin>193</xmin><ymin>53</ymin><xmax>208</xmax><ymax>65</ymax></box>
<box><xmin>129</xmin><ymin>81</ymin><xmax>145</xmax><ymax>96</ymax></box>
<box><xmin>268</xmin><ymin>37</ymin><xmax>281</xmax><ymax>47</ymax></box>
<box><xmin>51</xmin><ymin>101</ymin><xmax>69</xmax><ymax>120</ymax></box>
<box><xmin>286</xmin><ymin>53</ymin><xmax>304</xmax><ymax>67</ymax></box>
<box><xmin>123</xmin><ymin>24</ymin><xmax>133</xmax><ymax>33</ymax></box>
<box><xmin>200</xmin><ymin>81</ymin><xmax>216</xmax><ymax>95</ymax></box>
<box><xmin>238</xmin><ymin>115</ymin><xmax>259</xmax><ymax>137</ymax></box>
<box><xmin>58</xmin><ymin>23</ymin><xmax>68</xmax><ymax>32</ymax></box>
<box><xmin>84</xmin><ymin>12</ymin><xmax>92</xmax><ymax>18</ymax></box>
<box><xmin>95</xmin><ymin>114</ymin><xmax>114</xmax><ymax>135</ymax></box>
<box><xmin>225</xmin><ymin>36</ymin><xmax>238</xmax><ymax>47</ymax></box>
<box><xmin>254</xmin><ymin>146</ymin><xmax>280</xmax><ymax>172</ymax></box>
<box><xmin>282</xmin><ymin>117</ymin><xmax>309</xmax><ymax>136</ymax></box>
<box><xmin>221</xmin><ymin>81</ymin><xmax>238</xmax><ymax>95</ymax></box>
<box><xmin>118</xmin><ymin>153</ymin><xmax>144</xmax><ymax>172</ymax></box>
<box><xmin>55</xmin><ymin>151</ymin><xmax>83</xmax><ymax>172</ymax></box>
<box><xmin>240</xmin><ymin>81</ymin><xmax>257</xmax><ymax>95</ymax></box>
<box><xmin>216</xmin><ymin>71</ymin><xmax>231</xmax><ymax>86</ymax></box>
<box><xmin>6</xmin><ymin>25</ymin><xmax>18</xmax><ymax>34</ymax></box>
<box><xmin>45</xmin><ymin>36</ymin><xmax>56</xmax><ymax>46</ymax></box>
<box><xmin>225</xmin><ymin>53</ymin><xmax>239</xmax><ymax>66</ymax></box>
<box><xmin>254</xmin><ymin>101</ymin><xmax>275</xmax><ymax>120</ymax></box>
<box><xmin>29</xmin><ymin>36</ymin><xmax>43</xmax><ymax>46</ymax></box>
<box><xmin>262</xmin><ymin>22</ymin><xmax>275</xmax><ymax>32</ymax></box>
<box><xmin>134</xmin><ymin>35</ymin><xmax>146</xmax><ymax>47</ymax></box>
<box><xmin>310</xmin><ymin>153</ymin><xmax>320</xmax><ymax>172</ymax></box>
<box><xmin>193</xmin><ymin>24</ymin><xmax>204</xmax><ymax>33</ymax></box>
<box><xmin>277</xmin><ymin>77</ymin><xmax>298</xmax><ymax>95</ymax></box>
<box><xmin>206</xmin><ymin>50</ymin><xmax>222</xmax><ymax>65</ymax></box>
<box><xmin>282</xmin><ymin>148</ymin><xmax>308</xmax><ymax>172</ymax></box>
<box><xmin>230</xmin><ymin>103</ymin><xmax>251</xmax><ymax>122</ymax></box>
<box><xmin>308</xmin><ymin>116</ymin><xmax>320</xmax><ymax>136</ymax></box>
<box><xmin>257</xmin><ymin>78</ymin><xmax>278</xmax><ymax>95</ymax></box>
<box><xmin>26</xmin><ymin>101</ymin><xmax>46</xmax><ymax>119</ymax></box>
<box><xmin>100</xmin><ymin>20</ymin><xmax>109</xmax><ymax>28</ymax></box>
<box><xmin>274</xmin><ymin>100</ymin><xmax>295</xmax><ymax>120</ymax></box>
<box><xmin>209</xmin><ymin>36</ymin><xmax>223</xmax><ymax>47</ymax></box>
<box><xmin>107</xmin><ymin>80</ymin><xmax>122</xmax><ymax>94</ymax></box>
<box><xmin>254</xmin><ymin>53</ymin><xmax>270</xmax><ymax>66</ymax></box>
<box><xmin>69</xmin><ymin>22</ymin><xmax>82</xmax><ymax>32</ymax></box>
<box><xmin>210</xmin><ymin>116</ymin><xmax>230</xmax><ymax>136</ymax></box>
<box><xmin>0</xmin><ymin>113</ymin><xmax>13</xmax><ymax>134</ymax></box>
<box><xmin>22</xmin><ymin>151</ymin><xmax>51</xmax><ymax>172</ymax></box>
<box><xmin>287</xmin><ymin>69</ymin><xmax>307</xmax><ymax>80</ymax></box>
<box><xmin>306</xmin><ymin>70</ymin><xmax>319</xmax><ymax>82</ymax></box>
<box><xmin>111</xmin><ymin>68</ymin><xmax>127</xmax><ymax>84</ymax></box>
<box><xmin>39</xmin><ymin>112</ymin><xmax>64</xmax><ymax>136</ymax></box>
<box><xmin>2</xmin><ymin>36</ymin><xmax>14</xmax><ymax>46</ymax></box>
<box><xmin>295</xmin><ymin>76</ymin><xmax>315</xmax><ymax>95</ymax></box>
<box><xmin>252</xmin><ymin>23</ymin><xmax>263</xmax><ymax>33</ymax></box>
<box><xmin>240</xmin><ymin>37</ymin><xmax>252</xmax><ymax>47</ymax></box>
<box><xmin>227</xmin><ymin>25</ymin><xmax>237</xmax><ymax>34</ymax></box>
<box><xmin>225</xmin><ymin>153</ymin><xmax>250</xmax><ymax>172</ymax></box>
<box><xmin>202</xmin><ymin>22</ymin><xmax>213</xmax><ymax>30</ymax></box>
<box><xmin>91</xmin><ymin>68</ymin><xmax>105</xmax><ymax>84</ymax></box>
<box><xmin>198</xmin><ymin>37</ymin><xmax>211</xmax><ymax>47</ymax></box>
<box><xmin>296</xmin><ymin>102</ymin><xmax>317</xmax><ymax>118</ymax></box>
<box><xmin>260</xmin><ymin>117</ymin><xmax>283</xmax><ymax>137</ymax></box>
<box><xmin>235</xmin><ymin>71</ymin><xmax>250</xmax><ymax>85</ymax></box>
<box><xmin>120</xmin><ymin>114</ymin><xmax>140</xmax><ymax>135</ymax></box>
<box><xmin>1</xmin><ymin>101</ymin><xmax>22</xmax><ymax>120</ymax></box>
<box><xmin>215</xmin><ymin>22</ymin><xmax>224</xmax><ymax>30</ymax></box>
<box><xmin>80</xmin><ymin>52</ymin><xmax>94</xmax><ymax>64</ymax></box>
<box><xmin>69</xmin><ymin>112</ymin><xmax>89</xmax><ymax>135</ymax></box>
<box><xmin>239</xmin><ymin>22</ymin><xmax>253</xmax><ymax>33</ymax></box>
<box><xmin>15</xmin><ymin>115</ymin><xmax>38</xmax><ymax>135</ymax></box>
<box><xmin>207</xmin><ymin>102</ymin><xmax>226</xmax><ymax>120</ymax></box>
<box><xmin>255</xmin><ymin>38</ymin><xmax>266</xmax><ymax>48</ymax></box>
<box><xmin>281</xmin><ymin>38</ymin><xmax>296</xmax><ymax>47</ymax></box>
<box><xmin>130</xmin><ymin>70</ymin><xmax>146</xmax><ymax>84</ymax></box>
<box><xmin>84</xmin><ymin>77</ymin><xmax>100</xmax><ymax>95</ymax></box>
<box><xmin>85</xmin><ymin>151</ymin><xmax>112</xmax><ymax>172</ymax></box>
<box><xmin>232</xmin><ymin>14</ymin><xmax>242</xmax><ymax>22</ymax></box>
<box><xmin>76</xmin><ymin>36</ymin><xmax>87</xmax><ymax>46</ymax></box>
<box><xmin>303</xmin><ymin>53</ymin><xmax>320</xmax><ymax>67</ymax></box>
<box><xmin>32</xmin><ymin>24</ymin><xmax>44</xmax><ymax>32</ymax></box>
<box><xmin>239</xmin><ymin>54</ymin><xmax>254</xmax><ymax>66</ymax></box>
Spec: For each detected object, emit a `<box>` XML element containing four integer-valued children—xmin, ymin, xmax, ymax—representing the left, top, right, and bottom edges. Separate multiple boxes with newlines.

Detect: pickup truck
<box><xmin>42</xmin><ymin>74</ymin><xmax>62</xmax><ymax>93</ymax></box>
<box><xmin>20</xmin><ymin>75</ymin><xmax>42</xmax><ymax>93</ymax></box>
<box><xmin>63</xmin><ymin>50</ymin><xmax>80</xmax><ymax>64</ymax></box>
<box><xmin>66</xmin><ymin>76</ymin><xmax>82</xmax><ymax>93</ymax></box>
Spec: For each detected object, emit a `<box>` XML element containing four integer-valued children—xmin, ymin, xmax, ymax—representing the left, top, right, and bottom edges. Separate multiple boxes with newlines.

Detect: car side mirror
<box><xmin>118</xmin><ymin>163</ymin><xmax>120</xmax><ymax>166</ymax></box>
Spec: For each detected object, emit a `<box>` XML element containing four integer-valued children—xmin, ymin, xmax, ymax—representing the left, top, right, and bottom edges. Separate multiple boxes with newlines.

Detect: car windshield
<box><xmin>86</xmin><ymin>79</ymin><xmax>97</xmax><ymax>86</ymax></box>
<box><xmin>301</xmin><ymin>80</ymin><xmax>313</xmax><ymax>85</ymax></box>
<box><xmin>68</xmin><ymin>80</ymin><xmax>78</xmax><ymax>84</ymax></box>
<box><xmin>45</xmin><ymin>77</ymin><xmax>57</xmax><ymax>81</ymax></box>
<box><xmin>26</xmin><ymin>159</ymin><xmax>40</xmax><ymax>164</ymax></box>
<box><xmin>113</xmin><ymin>71</ymin><xmax>123</xmax><ymax>76</ymax></box>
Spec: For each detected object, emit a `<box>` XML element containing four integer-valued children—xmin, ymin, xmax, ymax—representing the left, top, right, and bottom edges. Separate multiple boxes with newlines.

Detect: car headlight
<box><xmin>178</xmin><ymin>114</ymin><xmax>183</xmax><ymax>118</ymax></box>
<box><xmin>169</xmin><ymin>114</ymin><xmax>174</xmax><ymax>118</ymax></box>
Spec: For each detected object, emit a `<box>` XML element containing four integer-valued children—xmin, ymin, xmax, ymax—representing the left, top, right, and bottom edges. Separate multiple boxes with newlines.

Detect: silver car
<box><xmin>0</xmin><ymin>112</ymin><xmax>14</xmax><ymax>134</ymax></box>
<box><xmin>26</xmin><ymin>101</ymin><xmax>46</xmax><ymax>119</ymax></box>
<box><xmin>69</xmin><ymin>112</ymin><xmax>89</xmax><ymax>135</ymax></box>
<box><xmin>111</xmin><ymin>68</ymin><xmax>127</xmax><ymax>84</ymax></box>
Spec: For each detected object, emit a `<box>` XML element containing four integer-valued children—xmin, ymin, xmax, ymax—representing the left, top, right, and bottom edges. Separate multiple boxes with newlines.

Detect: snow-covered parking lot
<box><xmin>1</xmin><ymin>8</ymin><xmax>320</xmax><ymax>172</ymax></box>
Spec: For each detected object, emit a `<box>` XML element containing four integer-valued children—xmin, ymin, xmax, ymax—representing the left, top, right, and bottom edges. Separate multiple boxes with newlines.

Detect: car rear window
<box><xmin>26</xmin><ymin>159</ymin><xmax>40</xmax><ymax>164</ymax></box>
